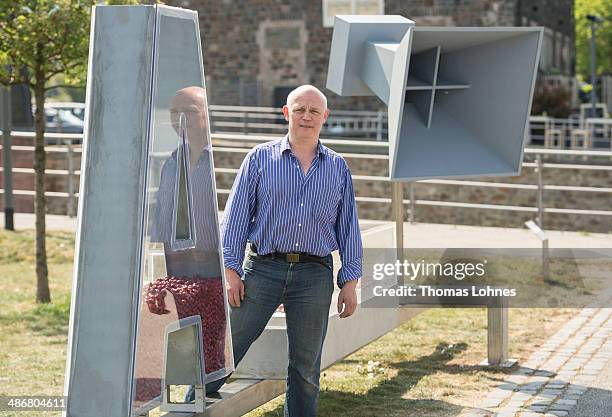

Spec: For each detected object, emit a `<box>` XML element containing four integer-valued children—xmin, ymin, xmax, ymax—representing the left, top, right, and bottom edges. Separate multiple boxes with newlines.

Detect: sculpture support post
<box><xmin>392</xmin><ymin>182</ymin><xmax>403</xmax><ymax>264</ymax></box>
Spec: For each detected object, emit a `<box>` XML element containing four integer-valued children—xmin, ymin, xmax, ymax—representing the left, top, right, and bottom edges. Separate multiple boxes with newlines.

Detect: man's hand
<box><xmin>225</xmin><ymin>268</ymin><xmax>244</xmax><ymax>307</ymax></box>
<box><xmin>337</xmin><ymin>279</ymin><xmax>358</xmax><ymax>318</ymax></box>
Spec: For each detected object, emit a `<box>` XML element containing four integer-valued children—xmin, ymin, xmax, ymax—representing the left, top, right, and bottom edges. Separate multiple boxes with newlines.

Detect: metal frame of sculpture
<box><xmin>327</xmin><ymin>15</ymin><xmax>543</xmax><ymax>181</ymax></box>
<box><xmin>63</xmin><ymin>5</ymin><xmax>233</xmax><ymax>416</ymax></box>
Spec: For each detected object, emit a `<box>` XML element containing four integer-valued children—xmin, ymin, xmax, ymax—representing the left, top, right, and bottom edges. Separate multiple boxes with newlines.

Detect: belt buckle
<box><xmin>286</xmin><ymin>253</ymin><xmax>300</xmax><ymax>263</ymax></box>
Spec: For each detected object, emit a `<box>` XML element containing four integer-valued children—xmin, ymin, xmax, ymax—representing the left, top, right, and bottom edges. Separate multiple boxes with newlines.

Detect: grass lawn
<box><xmin>0</xmin><ymin>229</ymin><xmax>583</xmax><ymax>417</ymax></box>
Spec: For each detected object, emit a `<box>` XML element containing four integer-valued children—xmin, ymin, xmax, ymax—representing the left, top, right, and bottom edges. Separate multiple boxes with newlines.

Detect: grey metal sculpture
<box><xmin>161</xmin><ymin>316</ymin><xmax>206</xmax><ymax>412</ymax></box>
<box><xmin>63</xmin><ymin>5</ymin><xmax>233</xmax><ymax>416</ymax></box>
<box><xmin>327</xmin><ymin>15</ymin><xmax>543</xmax><ymax>181</ymax></box>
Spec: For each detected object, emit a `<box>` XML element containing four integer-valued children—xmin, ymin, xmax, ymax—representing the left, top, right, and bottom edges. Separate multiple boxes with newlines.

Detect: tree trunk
<box><xmin>33</xmin><ymin>79</ymin><xmax>50</xmax><ymax>303</ymax></box>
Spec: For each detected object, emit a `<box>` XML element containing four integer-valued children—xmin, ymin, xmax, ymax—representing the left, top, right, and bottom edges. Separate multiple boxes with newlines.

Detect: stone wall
<box><xmin>168</xmin><ymin>0</ymin><xmax>573</xmax><ymax>109</ymax></box>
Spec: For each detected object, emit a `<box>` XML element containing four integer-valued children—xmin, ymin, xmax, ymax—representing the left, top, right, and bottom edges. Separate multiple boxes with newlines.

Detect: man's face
<box><xmin>283</xmin><ymin>90</ymin><xmax>329</xmax><ymax>142</ymax></box>
<box><xmin>170</xmin><ymin>88</ymin><xmax>209</xmax><ymax>147</ymax></box>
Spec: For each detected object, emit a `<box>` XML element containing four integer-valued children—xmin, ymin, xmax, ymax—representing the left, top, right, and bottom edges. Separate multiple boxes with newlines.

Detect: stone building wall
<box><xmin>168</xmin><ymin>0</ymin><xmax>573</xmax><ymax>109</ymax></box>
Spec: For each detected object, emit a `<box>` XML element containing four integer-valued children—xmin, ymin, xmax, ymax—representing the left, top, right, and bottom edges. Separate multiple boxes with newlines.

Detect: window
<box><xmin>322</xmin><ymin>0</ymin><xmax>384</xmax><ymax>28</ymax></box>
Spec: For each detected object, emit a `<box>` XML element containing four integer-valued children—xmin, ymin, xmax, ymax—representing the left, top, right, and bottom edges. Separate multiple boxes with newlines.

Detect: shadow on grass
<box><xmin>0</xmin><ymin>293</ymin><xmax>70</xmax><ymax>337</ymax></box>
<box><xmin>256</xmin><ymin>341</ymin><xmax>511</xmax><ymax>417</ymax></box>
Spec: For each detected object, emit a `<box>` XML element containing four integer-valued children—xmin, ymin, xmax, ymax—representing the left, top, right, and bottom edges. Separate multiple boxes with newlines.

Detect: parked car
<box><xmin>44</xmin><ymin>102</ymin><xmax>85</xmax><ymax>134</ymax></box>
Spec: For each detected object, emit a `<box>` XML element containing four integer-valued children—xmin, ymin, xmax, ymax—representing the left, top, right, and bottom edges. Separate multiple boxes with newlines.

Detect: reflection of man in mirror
<box><xmin>151</xmin><ymin>86</ymin><xmax>221</xmax><ymax>277</ymax></box>
<box><xmin>148</xmin><ymin>86</ymin><xmax>227</xmax><ymax>377</ymax></box>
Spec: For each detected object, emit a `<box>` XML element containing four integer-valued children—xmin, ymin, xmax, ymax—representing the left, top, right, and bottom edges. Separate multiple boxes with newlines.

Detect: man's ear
<box><xmin>282</xmin><ymin>105</ymin><xmax>290</xmax><ymax>122</ymax></box>
<box><xmin>323</xmin><ymin>109</ymin><xmax>330</xmax><ymax>122</ymax></box>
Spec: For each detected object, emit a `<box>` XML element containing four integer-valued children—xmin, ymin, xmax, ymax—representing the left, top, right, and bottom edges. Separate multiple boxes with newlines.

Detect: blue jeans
<box><xmin>205</xmin><ymin>249</ymin><xmax>334</xmax><ymax>416</ymax></box>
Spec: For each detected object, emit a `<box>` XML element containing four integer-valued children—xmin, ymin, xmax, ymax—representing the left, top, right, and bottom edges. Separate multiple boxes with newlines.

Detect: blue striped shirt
<box><xmin>221</xmin><ymin>135</ymin><xmax>363</xmax><ymax>288</ymax></box>
<box><xmin>151</xmin><ymin>148</ymin><xmax>219</xmax><ymax>252</ymax></box>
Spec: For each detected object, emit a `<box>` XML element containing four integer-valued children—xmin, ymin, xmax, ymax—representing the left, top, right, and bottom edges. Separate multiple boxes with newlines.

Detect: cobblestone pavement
<box><xmin>462</xmin><ymin>306</ymin><xmax>612</xmax><ymax>417</ymax></box>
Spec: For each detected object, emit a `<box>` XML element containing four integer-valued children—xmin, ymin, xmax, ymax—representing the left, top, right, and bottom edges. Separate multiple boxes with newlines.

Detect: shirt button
<box><xmin>300</xmin><ymin>203</ymin><xmax>303</xmax><ymax>207</ymax></box>
<box><xmin>295</xmin><ymin>243</ymin><xmax>299</xmax><ymax>247</ymax></box>
<box><xmin>298</xmin><ymin>223</ymin><xmax>302</xmax><ymax>227</ymax></box>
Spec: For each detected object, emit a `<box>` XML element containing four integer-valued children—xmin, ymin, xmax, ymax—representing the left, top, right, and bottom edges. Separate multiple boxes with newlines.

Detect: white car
<box><xmin>44</xmin><ymin>102</ymin><xmax>85</xmax><ymax>133</ymax></box>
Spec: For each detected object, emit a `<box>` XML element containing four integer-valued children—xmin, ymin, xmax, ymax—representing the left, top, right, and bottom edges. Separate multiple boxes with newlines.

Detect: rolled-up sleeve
<box><xmin>335</xmin><ymin>161</ymin><xmax>363</xmax><ymax>288</ymax></box>
<box><xmin>221</xmin><ymin>150</ymin><xmax>258</xmax><ymax>276</ymax></box>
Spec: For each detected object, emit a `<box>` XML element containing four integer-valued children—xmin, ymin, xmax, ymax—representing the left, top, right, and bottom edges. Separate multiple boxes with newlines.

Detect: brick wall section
<box><xmin>168</xmin><ymin>0</ymin><xmax>572</xmax><ymax>108</ymax></box>
<box><xmin>0</xmin><ymin>144</ymin><xmax>81</xmax><ymax>214</ymax></box>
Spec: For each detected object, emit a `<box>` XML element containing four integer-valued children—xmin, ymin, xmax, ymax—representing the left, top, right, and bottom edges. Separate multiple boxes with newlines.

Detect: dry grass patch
<box><xmin>0</xmin><ymin>229</ymin><xmax>586</xmax><ymax>417</ymax></box>
<box><xmin>247</xmin><ymin>307</ymin><xmax>578</xmax><ymax>417</ymax></box>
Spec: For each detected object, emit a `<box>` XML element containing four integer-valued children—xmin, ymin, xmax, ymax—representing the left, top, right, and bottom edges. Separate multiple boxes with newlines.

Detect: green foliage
<box><xmin>29</xmin><ymin>292</ymin><xmax>71</xmax><ymax>335</ymax></box>
<box><xmin>0</xmin><ymin>1</ymin><xmax>91</xmax><ymax>88</ymax></box>
<box><xmin>0</xmin><ymin>0</ymin><xmax>141</xmax><ymax>89</ymax></box>
<box><xmin>575</xmin><ymin>0</ymin><xmax>612</xmax><ymax>79</ymax></box>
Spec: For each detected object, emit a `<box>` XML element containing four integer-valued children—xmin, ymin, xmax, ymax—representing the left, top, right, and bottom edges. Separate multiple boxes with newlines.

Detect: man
<box><xmin>208</xmin><ymin>84</ymin><xmax>362</xmax><ymax>416</ymax></box>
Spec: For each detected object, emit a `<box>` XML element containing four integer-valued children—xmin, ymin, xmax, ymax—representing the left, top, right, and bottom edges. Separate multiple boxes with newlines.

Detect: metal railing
<box><xmin>208</xmin><ymin>105</ymin><xmax>612</xmax><ymax>149</ymax></box>
<box><xmin>7</xmin><ymin>104</ymin><xmax>612</xmax><ymax>149</ymax></box>
<box><xmin>208</xmin><ymin>105</ymin><xmax>387</xmax><ymax>140</ymax></box>
<box><xmin>209</xmin><ymin>136</ymin><xmax>612</xmax><ymax>228</ymax></box>
<box><xmin>2</xmin><ymin>131</ymin><xmax>612</xmax><ymax>229</ymax></box>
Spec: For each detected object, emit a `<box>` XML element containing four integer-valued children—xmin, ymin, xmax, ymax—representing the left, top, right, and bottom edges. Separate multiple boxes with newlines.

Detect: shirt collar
<box><xmin>281</xmin><ymin>134</ymin><xmax>326</xmax><ymax>159</ymax></box>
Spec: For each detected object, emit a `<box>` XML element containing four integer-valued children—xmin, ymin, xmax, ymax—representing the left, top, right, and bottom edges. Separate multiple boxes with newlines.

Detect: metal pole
<box><xmin>542</xmin><ymin>237</ymin><xmax>549</xmax><ymax>281</ymax></box>
<box><xmin>376</xmin><ymin>109</ymin><xmax>383</xmax><ymax>141</ymax></box>
<box><xmin>536</xmin><ymin>154</ymin><xmax>544</xmax><ymax>228</ymax></box>
<box><xmin>66</xmin><ymin>138</ymin><xmax>75</xmax><ymax>217</ymax></box>
<box><xmin>408</xmin><ymin>181</ymin><xmax>415</xmax><ymax>224</ymax></box>
<box><xmin>590</xmin><ymin>21</ymin><xmax>598</xmax><ymax>117</ymax></box>
<box><xmin>1</xmin><ymin>86</ymin><xmax>14</xmax><ymax>230</ymax></box>
<box><xmin>487</xmin><ymin>296</ymin><xmax>509</xmax><ymax>366</ymax></box>
<box><xmin>57</xmin><ymin>113</ymin><xmax>75</xmax><ymax>217</ymax></box>
<box><xmin>392</xmin><ymin>181</ymin><xmax>404</xmax><ymax>264</ymax></box>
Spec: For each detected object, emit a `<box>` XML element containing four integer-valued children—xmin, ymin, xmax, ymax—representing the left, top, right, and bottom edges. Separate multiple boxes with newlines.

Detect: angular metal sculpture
<box><xmin>327</xmin><ymin>15</ymin><xmax>543</xmax><ymax>181</ymax></box>
<box><xmin>162</xmin><ymin>316</ymin><xmax>206</xmax><ymax>412</ymax></box>
<box><xmin>63</xmin><ymin>5</ymin><xmax>233</xmax><ymax>416</ymax></box>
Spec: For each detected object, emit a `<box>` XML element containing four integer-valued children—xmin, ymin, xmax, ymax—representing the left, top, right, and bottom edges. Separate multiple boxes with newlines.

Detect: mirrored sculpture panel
<box><xmin>132</xmin><ymin>7</ymin><xmax>233</xmax><ymax>413</ymax></box>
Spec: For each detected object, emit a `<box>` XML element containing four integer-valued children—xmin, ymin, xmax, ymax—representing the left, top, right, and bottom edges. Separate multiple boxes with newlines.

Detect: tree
<box><xmin>575</xmin><ymin>0</ymin><xmax>612</xmax><ymax>79</ymax></box>
<box><xmin>0</xmin><ymin>0</ymin><xmax>138</xmax><ymax>303</ymax></box>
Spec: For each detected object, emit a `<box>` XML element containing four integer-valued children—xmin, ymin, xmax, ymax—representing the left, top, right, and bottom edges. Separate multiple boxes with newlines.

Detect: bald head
<box><xmin>282</xmin><ymin>84</ymin><xmax>330</xmax><ymax>144</ymax></box>
<box><xmin>170</xmin><ymin>86</ymin><xmax>209</xmax><ymax>148</ymax></box>
<box><xmin>286</xmin><ymin>85</ymin><xmax>328</xmax><ymax>110</ymax></box>
<box><xmin>171</xmin><ymin>86</ymin><xmax>206</xmax><ymax>112</ymax></box>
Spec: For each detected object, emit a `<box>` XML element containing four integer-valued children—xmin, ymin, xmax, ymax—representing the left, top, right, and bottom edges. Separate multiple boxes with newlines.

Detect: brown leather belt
<box><xmin>250</xmin><ymin>243</ymin><xmax>332</xmax><ymax>270</ymax></box>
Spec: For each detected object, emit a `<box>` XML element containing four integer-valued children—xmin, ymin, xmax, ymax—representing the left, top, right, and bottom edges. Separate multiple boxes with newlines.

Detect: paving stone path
<box><xmin>462</xmin><ymin>307</ymin><xmax>612</xmax><ymax>417</ymax></box>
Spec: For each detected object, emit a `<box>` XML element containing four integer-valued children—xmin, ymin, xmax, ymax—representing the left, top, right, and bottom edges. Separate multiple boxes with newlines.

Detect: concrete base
<box><xmin>479</xmin><ymin>358</ymin><xmax>518</xmax><ymax>368</ymax></box>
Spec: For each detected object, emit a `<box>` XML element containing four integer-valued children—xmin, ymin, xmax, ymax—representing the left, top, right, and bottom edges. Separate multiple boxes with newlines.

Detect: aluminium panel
<box><xmin>63</xmin><ymin>6</ymin><xmax>156</xmax><ymax>417</ymax></box>
<box><xmin>64</xmin><ymin>5</ymin><xmax>234</xmax><ymax>417</ymax></box>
